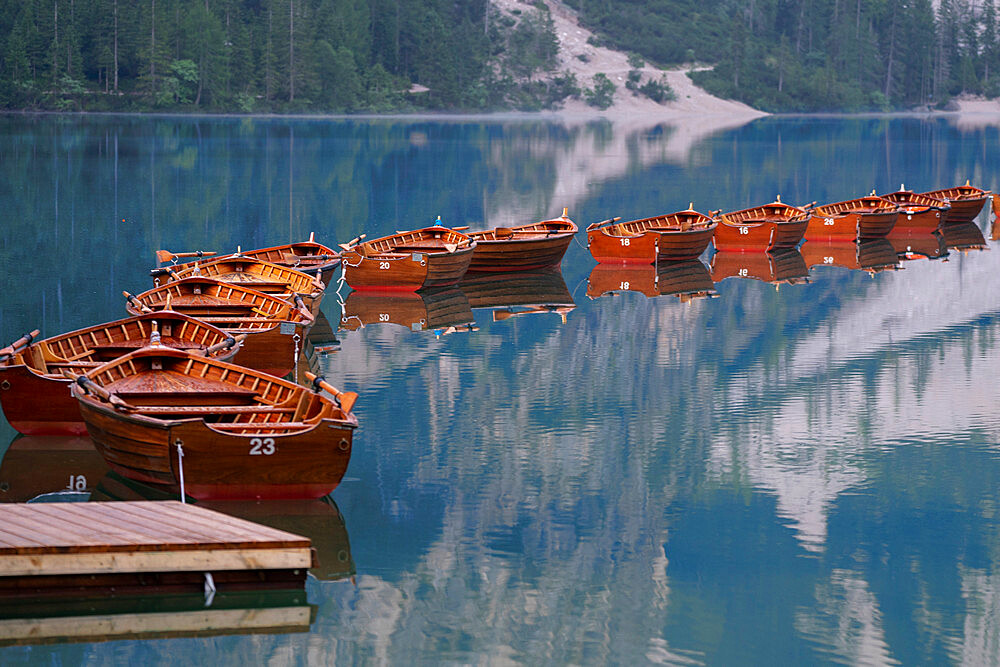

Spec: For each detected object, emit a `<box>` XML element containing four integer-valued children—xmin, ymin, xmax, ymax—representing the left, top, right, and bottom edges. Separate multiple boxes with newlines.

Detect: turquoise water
<box><xmin>1</xmin><ymin>113</ymin><xmax>1000</xmax><ymax>664</ymax></box>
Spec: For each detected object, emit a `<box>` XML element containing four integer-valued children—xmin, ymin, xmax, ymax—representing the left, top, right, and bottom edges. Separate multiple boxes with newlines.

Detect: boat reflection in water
<box><xmin>0</xmin><ymin>435</ymin><xmax>109</xmax><ymax>503</ymax></box>
<box><xmin>93</xmin><ymin>471</ymin><xmax>355</xmax><ymax>582</ymax></box>
<box><xmin>800</xmin><ymin>239</ymin><xmax>900</xmax><ymax>274</ymax></box>
<box><xmin>888</xmin><ymin>230</ymin><xmax>949</xmax><ymax>262</ymax></box>
<box><xmin>940</xmin><ymin>221</ymin><xmax>988</xmax><ymax>254</ymax></box>
<box><xmin>340</xmin><ymin>286</ymin><xmax>476</xmax><ymax>335</ymax></box>
<box><xmin>710</xmin><ymin>248</ymin><xmax>809</xmax><ymax>286</ymax></box>
<box><xmin>461</xmin><ymin>270</ymin><xmax>575</xmax><ymax>322</ymax></box>
<box><xmin>586</xmin><ymin>260</ymin><xmax>717</xmax><ymax>300</ymax></box>
<box><xmin>295</xmin><ymin>310</ymin><xmax>341</xmax><ymax>386</ymax></box>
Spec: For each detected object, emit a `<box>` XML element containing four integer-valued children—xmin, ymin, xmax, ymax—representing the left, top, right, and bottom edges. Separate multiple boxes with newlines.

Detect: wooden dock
<box><xmin>0</xmin><ymin>501</ymin><xmax>314</xmax><ymax>597</ymax></box>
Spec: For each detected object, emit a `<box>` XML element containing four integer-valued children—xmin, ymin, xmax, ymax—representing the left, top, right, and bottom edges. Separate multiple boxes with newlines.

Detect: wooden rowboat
<box><xmin>465</xmin><ymin>210</ymin><xmax>578</xmax><ymax>272</ymax></box>
<box><xmin>921</xmin><ymin>181</ymin><xmax>991</xmax><ymax>224</ymax></box>
<box><xmin>0</xmin><ymin>312</ymin><xmax>240</xmax><ymax>436</ymax></box>
<box><xmin>70</xmin><ymin>347</ymin><xmax>358</xmax><ymax>500</ymax></box>
<box><xmin>587</xmin><ymin>206</ymin><xmax>717</xmax><ymax>264</ymax></box>
<box><xmin>124</xmin><ymin>277</ymin><xmax>314</xmax><ymax>377</ymax></box>
<box><xmin>710</xmin><ymin>249</ymin><xmax>809</xmax><ymax>286</ymax></box>
<box><xmin>806</xmin><ymin>196</ymin><xmax>899</xmax><ymax>242</ymax></box>
<box><xmin>340</xmin><ymin>287</ymin><xmax>474</xmax><ymax>333</ymax></box>
<box><xmin>155</xmin><ymin>234</ymin><xmax>342</xmax><ymax>284</ymax></box>
<box><xmin>713</xmin><ymin>198</ymin><xmax>811</xmax><ymax>252</ymax></box>
<box><xmin>881</xmin><ymin>187</ymin><xmax>950</xmax><ymax>234</ymax></box>
<box><xmin>339</xmin><ymin>227</ymin><xmax>476</xmax><ymax>291</ymax></box>
<box><xmin>586</xmin><ymin>260</ymin><xmax>717</xmax><ymax>301</ymax></box>
<box><xmin>800</xmin><ymin>239</ymin><xmax>900</xmax><ymax>274</ymax></box>
<box><xmin>157</xmin><ymin>256</ymin><xmax>326</xmax><ymax>315</ymax></box>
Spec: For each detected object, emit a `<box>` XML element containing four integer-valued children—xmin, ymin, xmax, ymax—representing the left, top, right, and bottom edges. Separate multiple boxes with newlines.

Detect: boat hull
<box><xmin>229</xmin><ymin>323</ymin><xmax>306</xmax><ymax>378</ymax></box>
<box><xmin>342</xmin><ymin>246</ymin><xmax>474</xmax><ymax>291</ymax></box>
<box><xmin>888</xmin><ymin>208</ymin><xmax>945</xmax><ymax>234</ymax></box>
<box><xmin>805</xmin><ymin>210</ymin><xmax>898</xmax><ymax>242</ymax></box>
<box><xmin>0</xmin><ymin>365</ymin><xmax>85</xmax><ymax>436</ymax></box>
<box><xmin>78</xmin><ymin>401</ymin><xmax>355</xmax><ymax>501</ymax></box>
<box><xmin>713</xmin><ymin>219</ymin><xmax>807</xmax><ymax>252</ymax></box>
<box><xmin>937</xmin><ymin>198</ymin><xmax>988</xmax><ymax>223</ymax></box>
<box><xmin>589</xmin><ymin>226</ymin><xmax>715</xmax><ymax>264</ymax></box>
<box><xmin>0</xmin><ymin>312</ymin><xmax>239</xmax><ymax>435</ymax></box>
<box><xmin>467</xmin><ymin>234</ymin><xmax>573</xmax><ymax>272</ymax></box>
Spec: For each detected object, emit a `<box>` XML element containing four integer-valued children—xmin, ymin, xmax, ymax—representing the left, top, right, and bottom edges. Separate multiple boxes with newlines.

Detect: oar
<box><xmin>305</xmin><ymin>371</ymin><xmax>358</xmax><ymax>415</ymax></box>
<box><xmin>62</xmin><ymin>371</ymin><xmax>136</xmax><ymax>411</ymax></box>
<box><xmin>450</xmin><ymin>226</ymin><xmax>470</xmax><ymax>231</ymax></box>
<box><xmin>281</xmin><ymin>252</ymin><xmax>339</xmax><ymax>263</ymax></box>
<box><xmin>149</xmin><ymin>267</ymin><xmax>183</xmax><ymax>279</ymax></box>
<box><xmin>156</xmin><ymin>250</ymin><xmax>216</xmax><ymax>263</ymax></box>
<box><xmin>122</xmin><ymin>291</ymin><xmax>153</xmax><ymax>313</ymax></box>
<box><xmin>585</xmin><ymin>216</ymin><xmax>621</xmax><ymax>231</ymax></box>
<box><xmin>338</xmin><ymin>234</ymin><xmax>366</xmax><ymax>252</ymax></box>
<box><xmin>294</xmin><ymin>295</ymin><xmax>316</xmax><ymax>324</ymax></box>
<box><xmin>0</xmin><ymin>329</ymin><xmax>41</xmax><ymax>361</ymax></box>
<box><xmin>202</xmin><ymin>334</ymin><xmax>246</xmax><ymax>357</ymax></box>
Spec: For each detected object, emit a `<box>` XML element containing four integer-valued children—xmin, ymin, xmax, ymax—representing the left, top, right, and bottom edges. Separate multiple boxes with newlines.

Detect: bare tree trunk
<box><xmin>150</xmin><ymin>0</ymin><xmax>156</xmax><ymax>92</ymax></box>
<box><xmin>266</xmin><ymin>9</ymin><xmax>272</xmax><ymax>100</ymax></box>
<box><xmin>53</xmin><ymin>2</ymin><xmax>59</xmax><ymax>83</ymax></box>
<box><xmin>195</xmin><ymin>0</ymin><xmax>208</xmax><ymax>105</ymax></box>
<box><xmin>113</xmin><ymin>0</ymin><xmax>119</xmax><ymax>93</ymax></box>
<box><xmin>884</xmin><ymin>8</ymin><xmax>896</xmax><ymax>97</ymax></box>
<box><xmin>289</xmin><ymin>0</ymin><xmax>295</xmax><ymax>102</ymax></box>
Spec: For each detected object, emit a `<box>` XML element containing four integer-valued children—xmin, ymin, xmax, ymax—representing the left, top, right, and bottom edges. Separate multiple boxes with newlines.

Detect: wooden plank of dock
<box><xmin>0</xmin><ymin>501</ymin><xmax>312</xmax><ymax>582</ymax></box>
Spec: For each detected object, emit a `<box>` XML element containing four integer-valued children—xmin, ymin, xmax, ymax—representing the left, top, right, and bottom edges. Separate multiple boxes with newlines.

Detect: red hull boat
<box><xmin>339</xmin><ymin>227</ymin><xmax>475</xmax><ymax>291</ymax></box>
<box><xmin>713</xmin><ymin>199</ymin><xmax>811</xmax><ymax>252</ymax></box>
<box><xmin>125</xmin><ymin>277</ymin><xmax>314</xmax><ymax>377</ymax></box>
<box><xmin>921</xmin><ymin>182</ymin><xmax>991</xmax><ymax>223</ymax></box>
<box><xmin>71</xmin><ymin>347</ymin><xmax>358</xmax><ymax>501</ymax></box>
<box><xmin>806</xmin><ymin>196</ymin><xmax>899</xmax><ymax>242</ymax></box>
<box><xmin>587</xmin><ymin>207</ymin><xmax>717</xmax><ymax>264</ymax></box>
<box><xmin>155</xmin><ymin>235</ymin><xmax>342</xmax><ymax>284</ymax></box>
<box><xmin>881</xmin><ymin>187</ymin><xmax>950</xmax><ymax>234</ymax></box>
<box><xmin>466</xmin><ymin>211</ymin><xmax>578</xmax><ymax>272</ymax></box>
<box><xmin>0</xmin><ymin>312</ymin><xmax>239</xmax><ymax>436</ymax></box>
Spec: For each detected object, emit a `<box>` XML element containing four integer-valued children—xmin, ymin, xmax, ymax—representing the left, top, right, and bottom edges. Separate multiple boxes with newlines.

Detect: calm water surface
<box><xmin>1</xmin><ymin>113</ymin><xmax>1000</xmax><ymax>665</ymax></box>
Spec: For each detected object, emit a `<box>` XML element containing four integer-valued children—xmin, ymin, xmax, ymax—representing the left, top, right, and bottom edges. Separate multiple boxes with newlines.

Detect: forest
<box><xmin>0</xmin><ymin>0</ymin><xmax>997</xmax><ymax>113</ymax></box>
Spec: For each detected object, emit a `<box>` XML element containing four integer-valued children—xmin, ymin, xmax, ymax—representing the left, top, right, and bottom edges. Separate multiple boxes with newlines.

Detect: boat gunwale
<box><xmin>590</xmin><ymin>210</ymin><xmax>717</xmax><ymax>239</ymax></box>
<box><xmin>718</xmin><ymin>202</ymin><xmax>812</xmax><ymax>227</ymax></box>
<box><xmin>73</xmin><ymin>347</ymin><xmax>358</xmax><ymax>433</ymax></box>
<box><xmin>168</xmin><ymin>257</ymin><xmax>322</xmax><ymax>294</ymax></box>
<box><xmin>0</xmin><ymin>312</ymin><xmax>238</xmax><ymax>381</ymax></box>
<box><xmin>351</xmin><ymin>227</ymin><xmax>475</xmax><ymax>259</ymax></box>
<box><xmin>467</xmin><ymin>217</ymin><xmax>579</xmax><ymax>244</ymax></box>
<box><xmin>813</xmin><ymin>196</ymin><xmax>900</xmax><ymax>218</ymax></box>
<box><xmin>129</xmin><ymin>277</ymin><xmax>308</xmax><ymax>323</ymax></box>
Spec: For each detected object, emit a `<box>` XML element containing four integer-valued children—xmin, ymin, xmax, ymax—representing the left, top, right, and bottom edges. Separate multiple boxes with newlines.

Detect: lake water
<box><xmin>1</xmin><ymin>113</ymin><xmax>999</xmax><ymax>664</ymax></box>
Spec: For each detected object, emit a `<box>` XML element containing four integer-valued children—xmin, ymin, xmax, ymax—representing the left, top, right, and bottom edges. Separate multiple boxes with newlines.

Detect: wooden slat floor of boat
<box><xmin>0</xmin><ymin>502</ymin><xmax>312</xmax><ymax>578</ymax></box>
